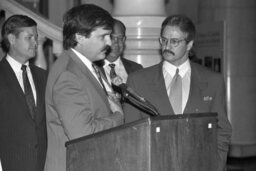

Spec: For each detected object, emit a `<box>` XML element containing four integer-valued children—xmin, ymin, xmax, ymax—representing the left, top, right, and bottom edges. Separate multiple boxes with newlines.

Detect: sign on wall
<box><xmin>194</xmin><ymin>21</ymin><xmax>225</xmax><ymax>74</ymax></box>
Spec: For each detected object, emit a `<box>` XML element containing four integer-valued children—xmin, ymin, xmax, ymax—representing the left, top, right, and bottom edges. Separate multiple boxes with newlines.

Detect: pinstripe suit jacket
<box><xmin>0</xmin><ymin>58</ymin><xmax>47</xmax><ymax>171</ymax></box>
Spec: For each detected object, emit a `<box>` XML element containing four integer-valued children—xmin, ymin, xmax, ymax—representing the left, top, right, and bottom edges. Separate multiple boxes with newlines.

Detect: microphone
<box><xmin>111</xmin><ymin>76</ymin><xmax>145</xmax><ymax>101</ymax></box>
<box><xmin>111</xmin><ymin>76</ymin><xmax>159</xmax><ymax>116</ymax></box>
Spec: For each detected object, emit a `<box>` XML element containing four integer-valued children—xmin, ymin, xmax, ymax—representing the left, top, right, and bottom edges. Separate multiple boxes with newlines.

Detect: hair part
<box><xmin>63</xmin><ymin>4</ymin><xmax>114</xmax><ymax>50</ymax></box>
<box><xmin>161</xmin><ymin>14</ymin><xmax>196</xmax><ymax>43</ymax></box>
<box><xmin>1</xmin><ymin>15</ymin><xmax>37</xmax><ymax>53</ymax></box>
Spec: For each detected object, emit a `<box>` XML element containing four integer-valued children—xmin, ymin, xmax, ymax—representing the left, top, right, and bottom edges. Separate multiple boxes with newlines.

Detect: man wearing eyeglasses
<box><xmin>98</xmin><ymin>19</ymin><xmax>143</xmax><ymax>91</ymax></box>
<box><xmin>123</xmin><ymin>15</ymin><xmax>231</xmax><ymax>171</ymax></box>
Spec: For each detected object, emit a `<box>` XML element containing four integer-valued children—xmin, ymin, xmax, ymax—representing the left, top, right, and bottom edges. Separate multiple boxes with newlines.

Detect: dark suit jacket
<box><xmin>120</xmin><ymin>57</ymin><xmax>143</xmax><ymax>75</ymax></box>
<box><xmin>44</xmin><ymin>50</ymin><xmax>123</xmax><ymax>171</ymax></box>
<box><xmin>123</xmin><ymin>61</ymin><xmax>232</xmax><ymax>171</ymax></box>
<box><xmin>0</xmin><ymin>58</ymin><xmax>47</xmax><ymax>171</ymax></box>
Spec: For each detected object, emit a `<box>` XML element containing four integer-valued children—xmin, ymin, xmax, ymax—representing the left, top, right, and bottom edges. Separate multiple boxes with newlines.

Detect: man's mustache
<box><xmin>163</xmin><ymin>49</ymin><xmax>175</xmax><ymax>56</ymax></box>
<box><xmin>103</xmin><ymin>45</ymin><xmax>110</xmax><ymax>51</ymax></box>
<box><xmin>104</xmin><ymin>45</ymin><xmax>111</xmax><ymax>55</ymax></box>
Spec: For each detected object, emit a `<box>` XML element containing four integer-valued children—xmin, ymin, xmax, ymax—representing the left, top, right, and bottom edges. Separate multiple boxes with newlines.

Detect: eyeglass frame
<box><xmin>159</xmin><ymin>36</ymin><xmax>187</xmax><ymax>47</ymax></box>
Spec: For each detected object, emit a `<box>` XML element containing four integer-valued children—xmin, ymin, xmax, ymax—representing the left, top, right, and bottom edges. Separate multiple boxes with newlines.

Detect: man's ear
<box><xmin>187</xmin><ymin>40</ymin><xmax>194</xmax><ymax>51</ymax></box>
<box><xmin>75</xmin><ymin>33</ymin><xmax>86</xmax><ymax>44</ymax></box>
<box><xmin>7</xmin><ymin>34</ymin><xmax>16</xmax><ymax>45</ymax></box>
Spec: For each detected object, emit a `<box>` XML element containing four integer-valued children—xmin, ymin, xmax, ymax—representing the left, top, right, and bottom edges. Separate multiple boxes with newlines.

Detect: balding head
<box><xmin>106</xmin><ymin>19</ymin><xmax>126</xmax><ymax>62</ymax></box>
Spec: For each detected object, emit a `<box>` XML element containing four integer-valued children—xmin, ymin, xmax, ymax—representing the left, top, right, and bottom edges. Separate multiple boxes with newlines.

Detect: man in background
<box><xmin>123</xmin><ymin>14</ymin><xmax>232</xmax><ymax>171</ymax></box>
<box><xmin>44</xmin><ymin>4</ymin><xmax>124</xmax><ymax>171</ymax></box>
<box><xmin>100</xmin><ymin>18</ymin><xmax>143</xmax><ymax>86</ymax></box>
<box><xmin>0</xmin><ymin>14</ymin><xmax>47</xmax><ymax>171</ymax></box>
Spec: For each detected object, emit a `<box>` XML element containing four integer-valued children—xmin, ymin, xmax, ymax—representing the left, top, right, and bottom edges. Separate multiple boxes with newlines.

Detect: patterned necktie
<box><xmin>109</xmin><ymin>63</ymin><xmax>117</xmax><ymax>80</ymax></box>
<box><xmin>92</xmin><ymin>64</ymin><xmax>108</xmax><ymax>96</ymax></box>
<box><xmin>21</xmin><ymin>65</ymin><xmax>36</xmax><ymax>119</ymax></box>
<box><xmin>169</xmin><ymin>68</ymin><xmax>182</xmax><ymax>114</ymax></box>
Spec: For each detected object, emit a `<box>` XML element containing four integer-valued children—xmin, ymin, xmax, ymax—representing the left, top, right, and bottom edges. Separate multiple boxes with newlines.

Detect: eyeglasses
<box><xmin>110</xmin><ymin>34</ymin><xmax>125</xmax><ymax>43</ymax></box>
<box><xmin>159</xmin><ymin>37</ymin><xmax>186</xmax><ymax>47</ymax></box>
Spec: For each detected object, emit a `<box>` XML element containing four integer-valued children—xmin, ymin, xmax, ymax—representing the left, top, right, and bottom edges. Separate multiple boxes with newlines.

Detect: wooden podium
<box><xmin>66</xmin><ymin>113</ymin><xmax>217</xmax><ymax>171</ymax></box>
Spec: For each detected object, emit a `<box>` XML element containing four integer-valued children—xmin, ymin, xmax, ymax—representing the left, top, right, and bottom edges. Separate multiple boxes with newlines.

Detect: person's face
<box><xmin>76</xmin><ymin>27</ymin><xmax>112</xmax><ymax>62</ymax></box>
<box><xmin>106</xmin><ymin>23</ymin><xmax>126</xmax><ymax>62</ymax></box>
<box><xmin>8</xmin><ymin>26</ymin><xmax>38</xmax><ymax>63</ymax></box>
<box><xmin>160</xmin><ymin>25</ymin><xmax>193</xmax><ymax>66</ymax></box>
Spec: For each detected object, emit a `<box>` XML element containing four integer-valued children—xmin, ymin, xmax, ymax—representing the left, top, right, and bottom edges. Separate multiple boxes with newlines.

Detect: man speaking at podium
<box><xmin>123</xmin><ymin>15</ymin><xmax>232</xmax><ymax>171</ymax></box>
<box><xmin>44</xmin><ymin>4</ymin><xmax>123</xmax><ymax>171</ymax></box>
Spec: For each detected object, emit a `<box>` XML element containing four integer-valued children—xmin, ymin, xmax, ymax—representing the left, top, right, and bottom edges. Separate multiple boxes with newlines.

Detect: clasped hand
<box><xmin>107</xmin><ymin>91</ymin><xmax>124</xmax><ymax>115</ymax></box>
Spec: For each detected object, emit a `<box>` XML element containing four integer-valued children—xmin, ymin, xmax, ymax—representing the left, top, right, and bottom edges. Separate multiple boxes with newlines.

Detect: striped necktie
<box><xmin>109</xmin><ymin>63</ymin><xmax>117</xmax><ymax>80</ymax></box>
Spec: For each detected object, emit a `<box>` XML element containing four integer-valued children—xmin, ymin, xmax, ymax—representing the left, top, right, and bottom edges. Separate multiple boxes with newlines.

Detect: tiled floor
<box><xmin>227</xmin><ymin>156</ymin><xmax>256</xmax><ymax>171</ymax></box>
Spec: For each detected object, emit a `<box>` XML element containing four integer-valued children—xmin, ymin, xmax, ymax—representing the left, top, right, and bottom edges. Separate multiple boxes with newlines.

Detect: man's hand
<box><xmin>108</xmin><ymin>92</ymin><xmax>124</xmax><ymax>115</ymax></box>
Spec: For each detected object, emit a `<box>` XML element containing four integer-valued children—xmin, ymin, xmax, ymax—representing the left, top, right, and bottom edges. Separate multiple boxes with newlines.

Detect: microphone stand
<box><xmin>122</xmin><ymin>91</ymin><xmax>160</xmax><ymax>116</ymax></box>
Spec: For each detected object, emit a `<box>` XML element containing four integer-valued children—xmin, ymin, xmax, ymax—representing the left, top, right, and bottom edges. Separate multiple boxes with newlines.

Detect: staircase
<box><xmin>0</xmin><ymin>0</ymin><xmax>63</xmax><ymax>69</ymax></box>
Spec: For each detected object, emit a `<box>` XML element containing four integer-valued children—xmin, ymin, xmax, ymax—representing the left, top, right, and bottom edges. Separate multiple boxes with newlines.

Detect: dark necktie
<box><xmin>21</xmin><ymin>65</ymin><xmax>36</xmax><ymax>119</ymax></box>
<box><xmin>109</xmin><ymin>63</ymin><xmax>117</xmax><ymax>80</ymax></box>
<box><xmin>169</xmin><ymin>68</ymin><xmax>182</xmax><ymax>114</ymax></box>
<box><xmin>92</xmin><ymin>64</ymin><xmax>108</xmax><ymax>96</ymax></box>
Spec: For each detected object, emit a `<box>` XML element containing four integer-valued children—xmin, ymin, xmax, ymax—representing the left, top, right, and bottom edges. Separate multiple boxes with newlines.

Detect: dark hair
<box><xmin>161</xmin><ymin>14</ymin><xmax>196</xmax><ymax>43</ymax></box>
<box><xmin>0</xmin><ymin>10</ymin><xmax>5</xmax><ymax>19</ymax></box>
<box><xmin>1</xmin><ymin>15</ymin><xmax>37</xmax><ymax>53</ymax></box>
<box><xmin>63</xmin><ymin>4</ymin><xmax>114</xmax><ymax>50</ymax></box>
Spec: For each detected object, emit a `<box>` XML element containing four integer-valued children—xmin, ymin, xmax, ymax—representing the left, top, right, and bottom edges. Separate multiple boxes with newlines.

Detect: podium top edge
<box><xmin>150</xmin><ymin>112</ymin><xmax>217</xmax><ymax>121</ymax></box>
<box><xmin>65</xmin><ymin>113</ymin><xmax>217</xmax><ymax>147</ymax></box>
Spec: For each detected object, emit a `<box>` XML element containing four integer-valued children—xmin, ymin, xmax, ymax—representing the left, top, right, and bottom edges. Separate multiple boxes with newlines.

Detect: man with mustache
<box><xmin>123</xmin><ymin>15</ymin><xmax>231</xmax><ymax>171</ymax></box>
<box><xmin>0</xmin><ymin>15</ymin><xmax>47</xmax><ymax>171</ymax></box>
<box><xmin>44</xmin><ymin>4</ymin><xmax>124</xmax><ymax>171</ymax></box>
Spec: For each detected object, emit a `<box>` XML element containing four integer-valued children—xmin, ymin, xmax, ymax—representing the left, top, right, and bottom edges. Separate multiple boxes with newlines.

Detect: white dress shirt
<box><xmin>103</xmin><ymin>57</ymin><xmax>128</xmax><ymax>84</ymax></box>
<box><xmin>162</xmin><ymin>60</ymin><xmax>191</xmax><ymax>113</ymax></box>
<box><xmin>6</xmin><ymin>54</ymin><xmax>37</xmax><ymax>104</ymax></box>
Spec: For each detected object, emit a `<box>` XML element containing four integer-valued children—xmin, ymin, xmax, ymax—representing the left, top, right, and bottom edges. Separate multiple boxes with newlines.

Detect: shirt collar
<box><xmin>71</xmin><ymin>48</ymin><xmax>95</xmax><ymax>72</ymax></box>
<box><xmin>6</xmin><ymin>54</ymin><xmax>30</xmax><ymax>73</ymax></box>
<box><xmin>104</xmin><ymin>57</ymin><xmax>121</xmax><ymax>67</ymax></box>
<box><xmin>163</xmin><ymin>59</ymin><xmax>191</xmax><ymax>77</ymax></box>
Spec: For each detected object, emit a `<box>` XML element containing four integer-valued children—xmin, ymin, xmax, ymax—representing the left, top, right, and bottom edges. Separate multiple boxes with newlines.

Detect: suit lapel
<box><xmin>98</xmin><ymin>68</ymin><xmax>113</xmax><ymax>91</ymax></box>
<box><xmin>147</xmin><ymin>63</ymin><xmax>174</xmax><ymax>115</ymax></box>
<box><xmin>99</xmin><ymin>66</ymin><xmax>107</xmax><ymax>78</ymax></box>
<box><xmin>121</xmin><ymin>57</ymin><xmax>134</xmax><ymax>74</ymax></box>
<box><xmin>184</xmin><ymin>63</ymin><xmax>208</xmax><ymax>113</ymax></box>
<box><xmin>30</xmin><ymin>65</ymin><xmax>45</xmax><ymax>123</ymax></box>
<box><xmin>1</xmin><ymin>58</ymin><xmax>35</xmax><ymax>123</ymax></box>
<box><xmin>30</xmin><ymin>66</ymin><xmax>42</xmax><ymax>107</ymax></box>
<box><xmin>68</xmin><ymin>50</ymin><xmax>109</xmax><ymax>105</ymax></box>
<box><xmin>1</xmin><ymin>59</ymin><xmax>25</xmax><ymax>101</ymax></box>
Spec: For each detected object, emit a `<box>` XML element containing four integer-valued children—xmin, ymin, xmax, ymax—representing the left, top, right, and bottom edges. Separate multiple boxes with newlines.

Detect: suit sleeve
<box><xmin>52</xmin><ymin>71</ymin><xmax>123</xmax><ymax>140</ymax></box>
<box><xmin>212</xmin><ymin>76</ymin><xmax>232</xmax><ymax>171</ymax></box>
